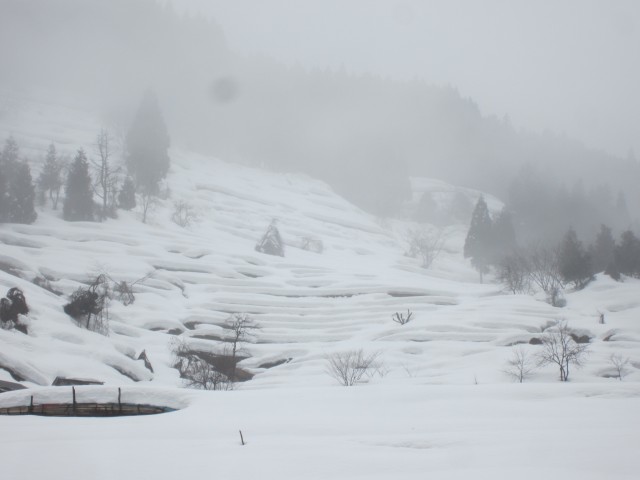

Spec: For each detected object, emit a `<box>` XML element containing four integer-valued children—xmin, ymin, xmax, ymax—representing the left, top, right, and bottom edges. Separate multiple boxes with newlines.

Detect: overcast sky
<box><xmin>174</xmin><ymin>0</ymin><xmax>640</xmax><ymax>158</ymax></box>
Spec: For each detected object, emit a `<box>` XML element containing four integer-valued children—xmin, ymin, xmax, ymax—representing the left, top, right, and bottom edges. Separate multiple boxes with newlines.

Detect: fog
<box><xmin>177</xmin><ymin>0</ymin><xmax>640</xmax><ymax>159</ymax></box>
<box><xmin>0</xmin><ymin>0</ymin><xmax>638</xmax><ymax>242</ymax></box>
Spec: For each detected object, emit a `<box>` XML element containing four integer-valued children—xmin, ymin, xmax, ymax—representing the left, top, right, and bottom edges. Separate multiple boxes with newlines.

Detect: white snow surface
<box><xmin>0</xmin><ymin>93</ymin><xmax>639</xmax><ymax>479</ymax></box>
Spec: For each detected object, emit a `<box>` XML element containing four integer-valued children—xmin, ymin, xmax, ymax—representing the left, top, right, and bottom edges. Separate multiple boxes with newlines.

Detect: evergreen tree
<box><xmin>118</xmin><ymin>176</ymin><xmax>137</xmax><ymax>210</ymax></box>
<box><xmin>490</xmin><ymin>208</ymin><xmax>517</xmax><ymax>263</ymax></box>
<box><xmin>1</xmin><ymin>136</ymin><xmax>20</xmax><ymax>163</ymax></box>
<box><xmin>63</xmin><ymin>149</ymin><xmax>94</xmax><ymax>221</ymax></box>
<box><xmin>464</xmin><ymin>196</ymin><xmax>492</xmax><ymax>282</ymax></box>
<box><xmin>38</xmin><ymin>143</ymin><xmax>64</xmax><ymax>209</ymax></box>
<box><xmin>614</xmin><ymin>230</ymin><xmax>640</xmax><ymax>278</ymax></box>
<box><xmin>125</xmin><ymin>90</ymin><xmax>170</xmax><ymax>192</ymax></box>
<box><xmin>0</xmin><ymin>137</ymin><xmax>37</xmax><ymax>224</ymax></box>
<box><xmin>6</xmin><ymin>161</ymin><xmax>37</xmax><ymax>224</ymax></box>
<box><xmin>558</xmin><ymin>228</ymin><xmax>591</xmax><ymax>288</ymax></box>
<box><xmin>589</xmin><ymin>224</ymin><xmax>616</xmax><ymax>274</ymax></box>
<box><xmin>0</xmin><ymin>137</ymin><xmax>20</xmax><ymax>221</ymax></box>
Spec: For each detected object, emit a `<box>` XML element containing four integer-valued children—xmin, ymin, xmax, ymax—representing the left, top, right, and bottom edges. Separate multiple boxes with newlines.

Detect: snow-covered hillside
<box><xmin>1</xmin><ymin>93</ymin><xmax>639</xmax><ymax>479</ymax></box>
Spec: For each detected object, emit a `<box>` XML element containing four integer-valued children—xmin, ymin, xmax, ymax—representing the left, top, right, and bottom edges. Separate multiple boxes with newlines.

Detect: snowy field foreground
<box><xmin>1</xmin><ymin>93</ymin><xmax>640</xmax><ymax>479</ymax></box>
<box><xmin>1</xmin><ymin>384</ymin><xmax>639</xmax><ymax>480</ymax></box>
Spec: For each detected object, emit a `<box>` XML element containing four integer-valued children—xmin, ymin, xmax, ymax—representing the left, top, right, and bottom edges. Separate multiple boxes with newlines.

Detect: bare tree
<box><xmin>92</xmin><ymin>129</ymin><xmax>121</xmax><ymax>220</ymax></box>
<box><xmin>503</xmin><ymin>346</ymin><xmax>536</xmax><ymax>383</ymax></box>
<box><xmin>139</xmin><ymin>185</ymin><xmax>158</xmax><ymax>224</ymax></box>
<box><xmin>527</xmin><ymin>244</ymin><xmax>564</xmax><ymax>297</ymax></box>
<box><xmin>325</xmin><ymin>349</ymin><xmax>381</xmax><ymax>386</ymax></box>
<box><xmin>392</xmin><ymin>309</ymin><xmax>413</xmax><ymax>325</ymax></box>
<box><xmin>609</xmin><ymin>354</ymin><xmax>630</xmax><ymax>381</ymax></box>
<box><xmin>63</xmin><ymin>273</ymin><xmax>111</xmax><ymax>335</ymax></box>
<box><xmin>406</xmin><ymin>227</ymin><xmax>446</xmax><ymax>268</ymax></box>
<box><xmin>498</xmin><ymin>251</ymin><xmax>532</xmax><ymax>294</ymax></box>
<box><xmin>170</xmin><ymin>338</ymin><xmax>233</xmax><ymax>391</ymax></box>
<box><xmin>223</xmin><ymin>313</ymin><xmax>259</xmax><ymax>381</ymax></box>
<box><xmin>113</xmin><ymin>272</ymin><xmax>153</xmax><ymax>306</ymax></box>
<box><xmin>537</xmin><ymin>321</ymin><xmax>588</xmax><ymax>381</ymax></box>
<box><xmin>171</xmin><ymin>200</ymin><xmax>198</xmax><ymax>227</ymax></box>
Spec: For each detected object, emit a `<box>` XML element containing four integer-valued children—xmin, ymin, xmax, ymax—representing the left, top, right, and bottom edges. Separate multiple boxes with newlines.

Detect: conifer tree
<box><xmin>38</xmin><ymin>143</ymin><xmax>64</xmax><ymax>209</ymax></box>
<box><xmin>0</xmin><ymin>137</ymin><xmax>37</xmax><ymax>224</ymax></box>
<box><xmin>7</xmin><ymin>161</ymin><xmax>37</xmax><ymax>224</ymax></box>
<box><xmin>125</xmin><ymin>90</ymin><xmax>170</xmax><ymax>192</ymax></box>
<box><xmin>614</xmin><ymin>230</ymin><xmax>640</xmax><ymax>278</ymax></box>
<box><xmin>464</xmin><ymin>196</ymin><xmax>492</xmax><ymax>282</ymax></box>
<box><xmin>118</xmin><ymin>176</ymin><xmax>136</xmax><ymax>210</ymax></box>
<box><xmin>490</xmin><ymin>208</ymin><xmax>517</xmax><ymax>263</ymax></box>
<box><xmin>558</xmin><ymin>228</ymin><xmax>591</xmax><ymax>288</ymax></box>
<box><xmin>63</xmin><ymin>149</ymin><xmax>94</xmax><ymax>221</ymax></box>
<box><xmin>589</xmin><ymin>224</ymin><xmax>616</xmax><ymax>274</ymax></box>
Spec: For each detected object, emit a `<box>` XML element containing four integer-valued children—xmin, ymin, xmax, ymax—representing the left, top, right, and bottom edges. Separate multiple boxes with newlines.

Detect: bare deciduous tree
<box><xmin>139</xmin><ymin>185</ymin><xmax>158</xmax><ymax>224</ymax></box>
<box><xmin>528</xmin><ymin>244</ymin><xmax>564</xmax><ymax>297</ymax></box>
<box><xmin>498</xmin><ymin>251</ymin><xmax>532</xmax><ymax>294</ymax></box>
<box><xmin>406</xmin><ymin>227</ymin><xmax>446</xmax><ymax>268</ymax></box>
<box><xmin>609</xmin><ymin>354</ymin><xmax>630</xmax><ymax>381</ymax></box>
<box><xmin>170</xmin><ymin>338</ymin><xmax>233</xmax><ymax>391</ymax></box>
<box><xmin>325</xmin><ymin>349</ymin><xmax>381</xmax><ymax>386</ymax></box>
<box><xmin>224</xmin><ymin>313</ymin><xmax>259</xmax><ymax>381</ymax></box>
<box><xmin>503</xmin><ymin>346</ymin><xmax>536</xmax><ymax>383</ymax></box>
<box><xmin>92</xmin><ymin>129</ymin><xmax>121</xmax><ymax>221</ymax></box>
<box><xmin>537</xmin><ymin>321</ymin><xmax>588</xmax><ymax>381</ymax></box>
<box><xmin>171</xmin><ymin>200</ymin><xmax>198</xmax><ymax>227</ymax></box>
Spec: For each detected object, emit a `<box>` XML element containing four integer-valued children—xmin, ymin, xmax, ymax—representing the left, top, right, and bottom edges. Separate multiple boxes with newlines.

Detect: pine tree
<box><xmin>0</xmin><ymin>137</ymin><xmax>37</xmax><ymax>224</ymax></box>
<box><xmin>38</xmin><ymin>143</ymin><xmax>64</xmax><ymax>209</ymax></box>
<box><xmin>615</xmin><ymin>230</ymin><xmax>640</xmax><ymax>278</ymax></box>
<box><xmin>118</xmin><ymin>176</ymin><xmax>137</xmax><ymax>210</ymax></box>
<box><xmin>63</xmin><ymin>149</ymin><xmax>94</xmax><ymax>221</ymax></box>
<box><xmin>125</xmin><ymin>90</ymin><xmax>170</xmax><ymax>192</ymax></box>
<box><xmin>7</xmin><ymin>161</ymin><xmax>37</xmax><ymax>224</ymax></box>
<box><xmin>589</xmin><ymin>224</ymin><xmax>616</xmax><ymax>274</ymax></box>
<box><xmin>490</xmin><ymin>208</ymin><xmax>517</xmax><ymax>263</ymax></box>
<box><xmin>464</xmin><ymin>196</ymin><xmax>492</xmax><ymax>282</ymax></box>
<box><xmin>558</xmin><ymin>228</ymin><xmax>591</xmax><ymax>288</ymax></box>
<box><xmin>0</xmin><ymin>137</ymin><xmax>20</xmax><ymax>221</ymax></box>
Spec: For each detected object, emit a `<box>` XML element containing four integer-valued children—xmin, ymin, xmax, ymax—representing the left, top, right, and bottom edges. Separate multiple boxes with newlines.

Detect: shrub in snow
<box><xmin>325</xmin><ymin>349</ymin><xmax>382</xmax><ymax>386</ymax></box>
<box><xmin>171</xmin><ymin>200</ymin><xmax>198</xmax><ymax>228</ymax></box>
<box><xmin>391</xmin><ymin>310</ymin><xmax>413</xmax><ymax>325</ymax></box>
<box><xmin>255</xmin><ymin>220</ymin><xmax>285</xmax><ymax>257</ymax></box>
<box><xmin>0</xmin><ymin>287</ymin><xmax>29</xmax><ymax>333</ymax></box>
<box><xmin>63</xmin><ymin>274</ymin><xmax>111</xmax><ymax>335</ymax></box>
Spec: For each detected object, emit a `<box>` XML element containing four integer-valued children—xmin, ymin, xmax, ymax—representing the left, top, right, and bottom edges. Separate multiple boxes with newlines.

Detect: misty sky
<box><xmin>174</xmin><ymin>0</ymin><xmax>640</xmax><ymax>158</ymax></box>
